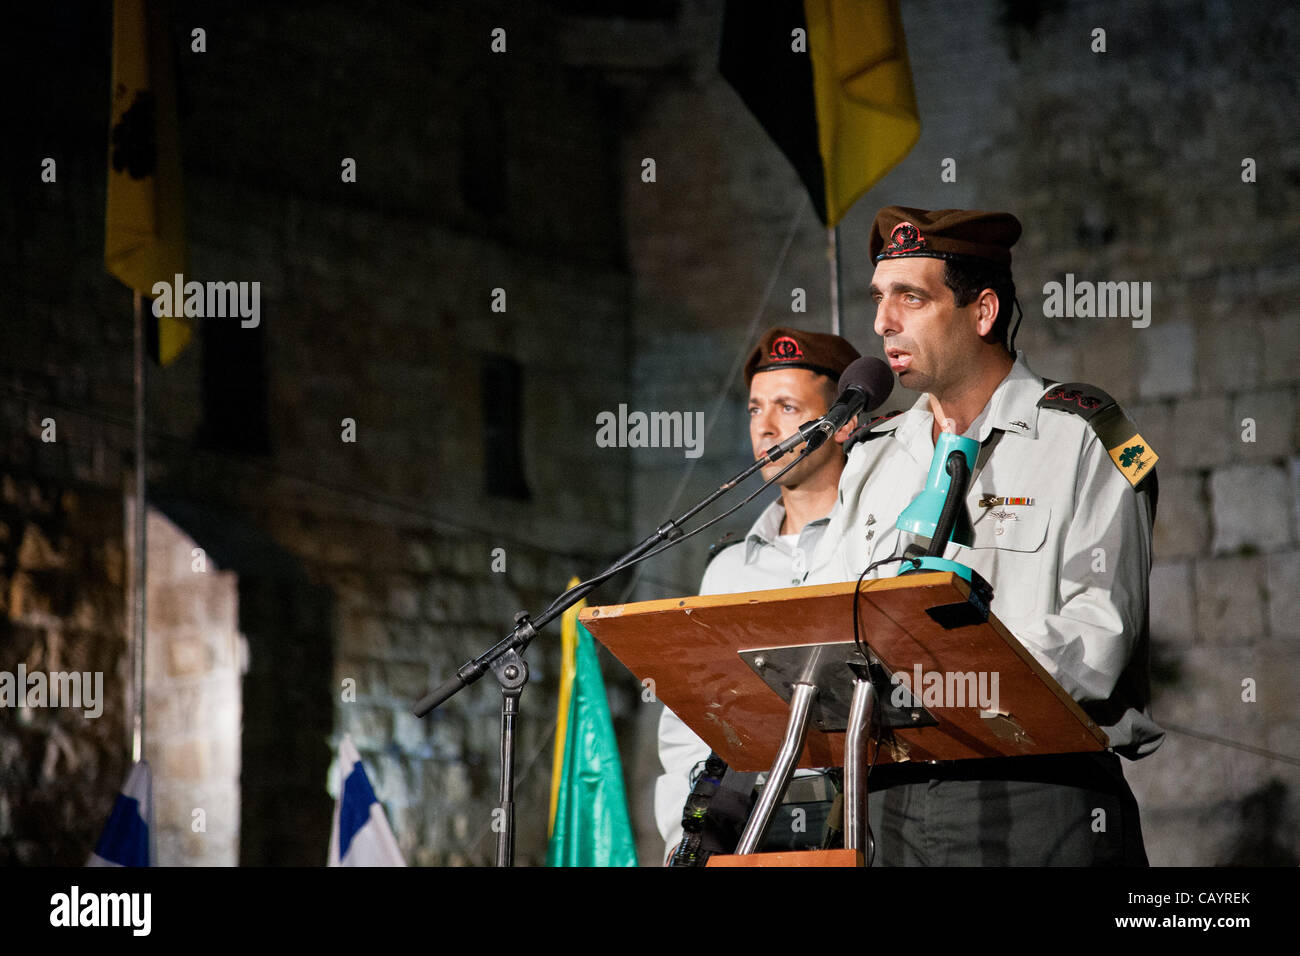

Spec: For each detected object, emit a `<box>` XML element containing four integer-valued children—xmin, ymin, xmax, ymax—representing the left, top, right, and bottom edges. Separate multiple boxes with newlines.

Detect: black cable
<box><xmin>851</xmin><ymin>555</ymin><xmax>921</xmax><ymax>659</ymax></box>
<box><xmin>864</xmin><ymin>696</ymin><xmax>881</xmax><ymax>867</ymax></box>
<box><xmin>1008</xmin><ymin>295</ymin><xmax>1025</xmax><ymax>351</ymax></box>
<box><xmin>847</xmin><ymin>554</ymin><xmax>919</xmax><ymax>867</ymax></box>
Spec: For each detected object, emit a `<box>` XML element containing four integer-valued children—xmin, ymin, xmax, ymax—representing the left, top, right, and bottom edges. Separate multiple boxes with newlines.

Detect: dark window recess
<box><xmin>199</xmin><ymin>316</ymin><xmax>270</xmax><ymax>455</ymax></box>
<box><xmin>482</xmin><ymin>355</ymin><xmax>530</xmax><ymax>500</ymax></box>
<box><xmin>459</xmin><ymin>93</ymin><xmax>507</xmax><ymax>219</ymax></box>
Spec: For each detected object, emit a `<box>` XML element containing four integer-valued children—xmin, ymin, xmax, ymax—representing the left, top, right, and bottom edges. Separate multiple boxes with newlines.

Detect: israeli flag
<box><xmin>87</xmin><ymin>760</ymin><xmax>152</xmax><ymax>867</ymax></box>
<box><xmin>328</xmin><ymin>736</ymin><xmax>406</xmax><ymax>867</ymax></box>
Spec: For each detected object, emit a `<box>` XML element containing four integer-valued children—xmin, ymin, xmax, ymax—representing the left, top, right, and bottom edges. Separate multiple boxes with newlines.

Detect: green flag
<box><xmin>545</xmin><ymin>620</ymin><xmax>637</xmax><ymax>867</ymax></box>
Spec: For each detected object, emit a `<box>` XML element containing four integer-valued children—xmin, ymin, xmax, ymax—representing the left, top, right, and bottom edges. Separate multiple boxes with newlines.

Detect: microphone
<box><xmin>802</xmin><ymin>357</ymin><xmax>894</xmax><ymax>453</ymax></box>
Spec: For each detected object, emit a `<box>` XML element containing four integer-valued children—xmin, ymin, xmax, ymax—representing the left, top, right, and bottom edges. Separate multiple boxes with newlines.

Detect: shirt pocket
<box><xmin>963</xmin><ymin>506</ymin><xmax>1052</xmax><ymax>623</ymax></box>
<box><xmin>967</xmin><ymin>505</ymin><xmax>1051</xmax><ymax>553</ymax></box>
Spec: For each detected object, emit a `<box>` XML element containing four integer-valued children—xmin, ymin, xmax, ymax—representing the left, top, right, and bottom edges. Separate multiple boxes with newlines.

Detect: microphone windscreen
<box><xmin>838</xmin><ymin>357</ymin><xmax>895</xmax><ymax>415</ymax></box>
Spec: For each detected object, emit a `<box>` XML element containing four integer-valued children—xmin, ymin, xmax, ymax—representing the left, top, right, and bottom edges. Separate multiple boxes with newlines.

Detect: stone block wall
<box><xmin>0</xmin><ymin>477</ymin><xmax>127</xmax><ymax>865</ymax></box>
<box><xmin>4</xmin><ymin>1</ymin><xmax>636</xmax><ymax>866</ymax></box>
<box><xmin>3</xmin><ymin>0</ymin><xmax>1296</xmax><ymax>868</ymax></box>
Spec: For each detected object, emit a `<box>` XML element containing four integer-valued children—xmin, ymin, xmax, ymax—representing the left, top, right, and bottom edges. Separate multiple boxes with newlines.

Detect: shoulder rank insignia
<box><xmin>1038</xmin><ymin>382</ymin><xmax>1157</xmax><ymax>488</ymax></box>
<box><xmin>844</xmin><ymin>410</ymin><xmax>902</xmax><ymax>455</ymax></box>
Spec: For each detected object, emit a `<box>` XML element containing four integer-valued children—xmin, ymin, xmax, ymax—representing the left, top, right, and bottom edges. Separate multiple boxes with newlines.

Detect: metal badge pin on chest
<box><xmin>980</xmin><ymin>494</ymin><xmax>1035</xmax><ymax>509</ymax></box>
<box><xmin>979</xmin><ymin>495</ymin><xmax>1033</xmax><ymax>535</ymax></box>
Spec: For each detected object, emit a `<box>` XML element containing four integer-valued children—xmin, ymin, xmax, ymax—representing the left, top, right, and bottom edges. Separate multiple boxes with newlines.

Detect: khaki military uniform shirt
<box><xmin>806</xmin><ymin>352</ymin><xmax>1163</xmax><ymax>757</ymax></box>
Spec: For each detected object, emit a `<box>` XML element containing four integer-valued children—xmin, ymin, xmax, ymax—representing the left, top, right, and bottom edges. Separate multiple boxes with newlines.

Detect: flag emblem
<box><xmin>327</xmin><ymin>736</ymin><xmax>406</xmax><ymax>867</ymax></box>
<box><xmin>87</xmin><ymin>760</ymin><xmax>152</xmax><ymax>867</ymax></box>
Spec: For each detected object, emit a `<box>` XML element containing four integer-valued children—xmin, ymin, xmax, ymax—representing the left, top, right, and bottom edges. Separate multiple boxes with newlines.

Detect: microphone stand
<box><xmin>412</xmin><ymin>420</ymin><xmax>827</xmax><ymax>867</ymax></box>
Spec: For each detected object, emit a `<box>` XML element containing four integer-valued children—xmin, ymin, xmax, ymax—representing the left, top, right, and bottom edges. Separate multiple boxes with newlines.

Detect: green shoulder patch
<box><xmin>1038</xmin><ymin>382</ymin><xmax>1157</xmax><ymax>488</ymax></box>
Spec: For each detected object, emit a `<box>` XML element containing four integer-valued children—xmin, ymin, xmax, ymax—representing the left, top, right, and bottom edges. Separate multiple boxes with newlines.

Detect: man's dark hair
<box><xmin>943</xmin><ymin>259</ymin><xmax>1017</xmax><ymax>350</ymax></box>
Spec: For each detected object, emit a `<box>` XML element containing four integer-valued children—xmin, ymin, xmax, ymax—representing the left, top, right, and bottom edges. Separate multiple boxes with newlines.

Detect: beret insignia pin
<box><xmin>769</xmin><ymin>335</ymin><xmax>804</xmax><ymax>362</ymax></box>
<box><xmin>884</xmin><ymin>221</ymin><xmax>928</xmax><ymax>257</ymax></box>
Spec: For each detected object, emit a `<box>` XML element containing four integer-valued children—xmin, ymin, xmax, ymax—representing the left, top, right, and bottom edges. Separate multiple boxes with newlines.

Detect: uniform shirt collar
<box><xmin>745</xmin><ymin>498</ymin><xmax>829</xmax><ymax>561</ymax></box>
<box><xmin>875</xmin><ymin>350</ymin><xmax>1044</xmax><ymax>455</ymax></box>
<box><xmin>965</xmin><ymin>351</ymin><xmax>1044</xmax><ymax>441</ymax></box>
<box><xmin>748</xmin><ymin>498</ymin><xmax>787</xmax><ymax>551</ymax></box>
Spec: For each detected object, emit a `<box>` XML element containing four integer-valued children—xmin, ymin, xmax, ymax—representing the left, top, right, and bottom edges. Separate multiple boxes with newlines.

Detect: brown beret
<box><xmin>870</xmin><ymin>206</ymin><xmax>1022</xmax><ymax>270</ymax></box>
<box><xmin>744</xmin><ymin>326</ymin><xmax>861</xmax><ymax>386</ymax></box>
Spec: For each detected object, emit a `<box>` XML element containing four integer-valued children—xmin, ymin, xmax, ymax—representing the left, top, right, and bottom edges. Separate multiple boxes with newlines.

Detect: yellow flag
<box><xmin>548</xmin><ymin>577</ymin><xmax>585</xmax><ymax>837</ymax></box>
<box><xmin>804</xmin><ymin>0</ymin><xmax>920</xmax><ymax>227</ymax></box>
<box><xmin>105</xmin><ymin>0</ymin><xmax>192</xmax><ymax>364</ymax></box>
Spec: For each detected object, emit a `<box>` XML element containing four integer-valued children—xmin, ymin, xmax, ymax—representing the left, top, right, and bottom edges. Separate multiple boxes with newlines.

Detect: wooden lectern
<box><xmin>580</xmin><ymin>572</ymin><xmax>1108</xmax><ymax>867</ymax></box>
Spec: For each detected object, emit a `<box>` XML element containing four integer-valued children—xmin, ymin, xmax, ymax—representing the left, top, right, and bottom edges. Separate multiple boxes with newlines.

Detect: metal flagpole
<box><xmin>130</xmin><ymin>289</ymin><xmax>147</xmax><ymax>763</ymax></box>
<box><xmin>828</xmin><ymin>225</ymin><xmax>843</xmax><ymax>336</ymax></box>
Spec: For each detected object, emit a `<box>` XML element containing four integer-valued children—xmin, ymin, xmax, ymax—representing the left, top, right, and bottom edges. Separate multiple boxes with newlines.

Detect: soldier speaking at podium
<box><xmin>807</xmin><ymin>206</ymin><xmax>1163</xmax><ymax>865</ymax></box>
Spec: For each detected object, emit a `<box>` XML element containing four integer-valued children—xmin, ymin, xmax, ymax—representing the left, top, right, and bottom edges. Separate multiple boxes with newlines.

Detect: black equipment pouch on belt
<box><xmin>669</xmin><ymin>753</ymin><xmax>759</xmax><ymax>867</ymax></box>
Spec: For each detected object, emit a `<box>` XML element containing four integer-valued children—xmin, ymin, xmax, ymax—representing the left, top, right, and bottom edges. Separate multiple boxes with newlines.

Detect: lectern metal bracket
<box><xmin>738</xmin><ymin>641</ymin><xmax>937</xmax><ymax>732</ymax></box>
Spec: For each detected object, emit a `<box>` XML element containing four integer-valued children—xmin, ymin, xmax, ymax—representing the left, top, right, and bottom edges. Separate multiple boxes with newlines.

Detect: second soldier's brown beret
<box><xmin>744</xmin><ymin>326</ymin><xmax>861</xmax><ymax>386</ymax></box>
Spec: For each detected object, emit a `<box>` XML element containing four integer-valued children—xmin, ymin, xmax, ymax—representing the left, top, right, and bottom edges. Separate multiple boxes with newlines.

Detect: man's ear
<box><xmin>832</xmin><ymin>415</ymin><xmax>857</xmax><ymax>445</ymax></box>
<box><xmin>974</xmin><ymin>288</ymin><xmax>1000</xmax><ymax>338</ymax></box>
